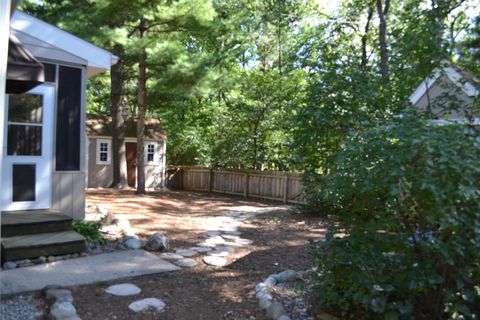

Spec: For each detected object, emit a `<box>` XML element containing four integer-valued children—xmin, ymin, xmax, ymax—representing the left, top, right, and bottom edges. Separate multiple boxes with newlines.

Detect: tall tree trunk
<box><xmin>136</xmin><ymin>19</ymin><xmax>147</xmax><ymax>195</ymax></box>
<box><xmin>110</xmin><ymin>45</ymin><xmax>128</xmax><ymax>188</ymax></box>
<box><xmin>361</xmin><ymin>5</ymin><xmax>374</xmax><ymax>68</ymax></box>
<box><xmin>376</xmin><ymin>0</ymin><xmax>390</xmax><ymax>81</ymax></box>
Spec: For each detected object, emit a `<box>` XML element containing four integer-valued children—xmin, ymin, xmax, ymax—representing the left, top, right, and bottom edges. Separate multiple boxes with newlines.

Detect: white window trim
<box><xmin>145</xmin><ymin>141</ymin><xmax>157</xmax><ymax>165</ymax></box>
<box><xmin>96</xmin><ymin>139</ymin><xmax>111</xmax><ymax>165</ymax></box>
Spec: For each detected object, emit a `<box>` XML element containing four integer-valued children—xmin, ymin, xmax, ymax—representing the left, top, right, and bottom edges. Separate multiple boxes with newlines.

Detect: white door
<box><xmin>1</xmin><ymin>84</ymin><xmax>54</xmax><ymax>211</ymax></box>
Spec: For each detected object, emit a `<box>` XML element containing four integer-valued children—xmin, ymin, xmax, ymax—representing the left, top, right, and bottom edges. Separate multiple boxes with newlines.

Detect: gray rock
<box><xmin>175</xmin><ymin>249</ymin><xmax>197</xmax><ymax>257</ymax></box>
<box><xmin>264</xmin><ymin>275</ymin><xmax>277</xmax><ymax>286</ymax></box>
<box><xmin>207</xmin><ymin>250</ymin><xmax>230</xmax><ymax>257</ymax></box>
<box><xmin>266</xmin><ymin>301</ymin><xmax>286</xmax><ymax>319</ymax></box>
<box><xmin>16</xmin><ymin>259</ymin><xmax>33</xmax><ymax>267</ymax></box>
<box><xmin>105</xmin><ymin>283</ymin><xmax>141</xmax><ymax>296</ymax></box>
<box><xmin>203</xmin><ymin>256</ymin><xmax>228</xmax><ymax>267</ymax></box>
<box><xmin>173</xmin><ymin>258</ymin><xmax>198</xmax><ymax>268</ymax></box>
<box><xmin>278</xmin><ymin>315</ymin><xmax>291</xmax><ymax>320</ymax></box>
<box><xmin>3</xmin><ymin>261</ymin><xmax>17</xmax><ymax>270</ymax></box>
<box><xmin>128</xmin><ymin>298</ymin><xmax>165</xmax><ymax>313</ymax></box>
<box><xmin>255</xmin><ymin>283</ymin><xmax>267</xmax><ymax>293</ymax></box>
<box><xmin>274</xmin><ymin>270</ymin><xmax>297</xmax><ymax>283</ymax></box>
<box><xmin>33</xmin><ymin>256</ymin><xmax>47</xmax><ymax>265</ymax></box>
<box><xmin>125</xmin><ymin>238</ymin><xmax>143</xmax><ymax>249</ymax></box>
<box><xmin>221</xmin><ymin>234</ymin><xmax>241</xmax><ymax>240</ymax></box>
<box><xmin>190</xmin><ymin>246</ymin><xmax>212</xmax><ymax>253</ymax></box>
<box><xmin>47</xmin><ymin>256</ymin><xmax>56</xmax><ymax>263</ymax></box>
<box><xmin>205</xmin><ymin>236</ymin><xmax>226</xmax><ymax>245</ymax></box>
<box><xmin>159</xmin><ymin>252</ymin><xmax>184</xmax><ymax>260</ymax></box>
<box><xmin>259</xmin><ymin>297</ymin><xmax>272</xmax><ymax>310</ymax></box>
<box><xmin>234</xmin><ymin>238</ymin><xmax>254</xmax><ymax>245</ymax></box>
<box><xmin>197</xmin><ymin>241</ymin><xmax>217</xmax><ymax>248</ymax></box>
<box><xmin>49</xmin><ymin>302</ymin><xmax>77</xmax><ymax>319</ymax></box>
<box><xmin>45</xmin><ymin>289</ymin><xmax>73</xmax><ymax>303</ymax></box>
<box><xmin>145</xmin><ymin>232</ymin><xmax>169</xmax><ymax>251</ymax></box>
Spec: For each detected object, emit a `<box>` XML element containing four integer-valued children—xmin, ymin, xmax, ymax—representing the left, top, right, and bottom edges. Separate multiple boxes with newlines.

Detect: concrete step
<box><xmin>1</xmin><ymin>210</ymin><xmax>73</xmax><ymax>237</ymax></box>
<box><xmin>1</xmin><ymin>230</ymin><xmax>85</xmax><ymax>262</ymax></box>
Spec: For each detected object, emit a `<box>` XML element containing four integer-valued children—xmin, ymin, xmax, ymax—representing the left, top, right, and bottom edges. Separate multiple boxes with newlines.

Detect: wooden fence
<box><xmin>167</xmin><ymin>167</ymin><xmax>305</xmax><ymax>204</ymax></box>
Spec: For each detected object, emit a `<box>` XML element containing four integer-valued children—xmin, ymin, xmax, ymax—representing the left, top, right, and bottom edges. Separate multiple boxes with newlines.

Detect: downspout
<box><xmin>0</xmin><ymin>0</ymin><xmax>13</xmax><ymax>212</ymax></box>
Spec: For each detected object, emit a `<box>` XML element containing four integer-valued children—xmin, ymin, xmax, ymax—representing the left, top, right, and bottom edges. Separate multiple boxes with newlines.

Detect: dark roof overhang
<box><xmin>6</xmin><ymin>32</ymin><xmax>44</xmax><ymax>94</ymax></box>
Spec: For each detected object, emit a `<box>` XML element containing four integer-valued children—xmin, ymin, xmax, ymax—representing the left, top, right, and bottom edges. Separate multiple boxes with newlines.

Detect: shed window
<box><xmin>96</xmin><ymin>139</ymin><xmax>111</xmax><ymax>165</ymax></box>
<box><xmin>145</xmin><ymin>142</ymin><xmax>156</xmax><ymax>164</ymax></box>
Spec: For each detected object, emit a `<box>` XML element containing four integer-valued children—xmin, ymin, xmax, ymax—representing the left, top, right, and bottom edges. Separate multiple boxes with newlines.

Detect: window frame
<box><xmin>96</xmin><ymin>139</ymin><xmax>111</xmax><ymax>165</ymax></box>
<box><xmin>145</xmin><ymin>141</ymin><xmax>157</xmax><ymax>165</ymax></box>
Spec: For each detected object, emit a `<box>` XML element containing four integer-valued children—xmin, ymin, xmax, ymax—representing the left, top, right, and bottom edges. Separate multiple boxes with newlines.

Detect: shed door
<box><xmin>2</xmin><ymin>84</ymin><xmax>54</xmax><ymax>211</ymax></box>
<box><xmin>126</xmin><ymin>142</ymin><xmax>137</xmax><ymax>188</ymax></box>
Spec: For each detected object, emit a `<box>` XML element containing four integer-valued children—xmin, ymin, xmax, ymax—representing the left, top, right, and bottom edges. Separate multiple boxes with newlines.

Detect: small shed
<box><xmin>86</xmin><ymin>115</ymin><xmax>167</xmax><ymax>189</ymax></box>
<box><xmin>409</xmin><ymin>62</ymin><xmax>479</xmax><ymax>122</ymax></box>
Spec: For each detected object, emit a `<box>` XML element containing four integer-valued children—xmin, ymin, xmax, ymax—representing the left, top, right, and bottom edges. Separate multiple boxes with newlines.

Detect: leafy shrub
<box><xmin>72</xmin><ymin>220</ymin><xmax>107</xmax><ymax>246</ymax></box>
<box><xmin>313</xmin><ymin>113</ymin><xmax>480</xmax><ymax>319</ymax></box>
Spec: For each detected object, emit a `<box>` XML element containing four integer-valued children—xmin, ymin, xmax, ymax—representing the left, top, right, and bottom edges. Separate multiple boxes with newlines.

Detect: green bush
<box><xmin>72</xmin><ymin>220</ymin><xmax>107</xmax><ymax>246</ymax></box>
<box><xmin>313</xmin><ymin>113</ymin><xmax>480</xmax><ymax>319</ymax></box>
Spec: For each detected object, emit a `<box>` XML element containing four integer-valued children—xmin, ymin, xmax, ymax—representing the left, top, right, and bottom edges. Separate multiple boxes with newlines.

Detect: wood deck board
<box><xmin>1</xmin><ymin>210</ymin><xmax>71</xmax><ymax>226</ymax></box>
<box><xmin>1</xmin><ymin>231</ymin><xmax>85</xmax><ymax>249</ymax></box>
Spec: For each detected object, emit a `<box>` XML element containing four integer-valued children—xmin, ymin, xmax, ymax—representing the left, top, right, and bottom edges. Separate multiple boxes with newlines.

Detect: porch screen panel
<box><xmin>56</xmin><ymin>66</ymin><xmax>81</xmax><ymax>171</ymax></box>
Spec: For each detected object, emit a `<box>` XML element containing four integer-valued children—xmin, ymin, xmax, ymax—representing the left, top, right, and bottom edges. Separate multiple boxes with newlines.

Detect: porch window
<box><xmin>96</xmin><ymin>139</ymin><xmax>111</xmax><ymax>165</ymax></box>
<box><xmin>145</xmin><ymin>142</ymin><xmax>156</xmax><ymax>165</ymax></box>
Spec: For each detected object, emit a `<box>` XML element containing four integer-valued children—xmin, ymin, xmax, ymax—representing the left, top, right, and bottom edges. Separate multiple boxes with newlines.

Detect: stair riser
<box><xmin>2</xmin><ymin>241</ymin><xmax>85</xmax><ymax>262</ymax></box>
<box><xmin>1</xmin><ymin>221</ymin><xmax>73</xmax><ymax>237</ymax></box>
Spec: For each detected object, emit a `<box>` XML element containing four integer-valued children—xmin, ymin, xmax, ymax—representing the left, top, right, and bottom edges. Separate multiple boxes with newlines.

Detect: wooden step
<box><xmin>1</xmin><ymin>210</ymin><xmax>73</xmax><ymax>237</ymax></box>
<box><xmin>1</xmin><ymin>230</ymin><xmax>85</xmax><ymax>262</ymax></box>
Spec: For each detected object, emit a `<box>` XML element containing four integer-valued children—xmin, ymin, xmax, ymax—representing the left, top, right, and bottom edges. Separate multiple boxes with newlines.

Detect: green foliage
<box><xmin>312</xmin><ymin>113</ymin><xmax>480</xmax><ymax>319</ymax></box>
<box><xmin>72</xmin><ymin>221</ymin><xmax>107</xmax><ymax>246</ymax></box>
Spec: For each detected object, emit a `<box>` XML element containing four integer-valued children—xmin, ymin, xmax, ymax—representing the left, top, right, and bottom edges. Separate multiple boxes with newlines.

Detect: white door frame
<box><xmin>1</xmin><ymin>84</ymin><xmax>54</xmax><ymax>211</ymax></box>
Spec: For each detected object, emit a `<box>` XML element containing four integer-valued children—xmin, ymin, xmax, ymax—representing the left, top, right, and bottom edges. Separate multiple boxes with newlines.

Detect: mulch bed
<box><xmin>72</xmin><ymin>189</ymin><xmax>327</xmax><ymax>320</ymax></box>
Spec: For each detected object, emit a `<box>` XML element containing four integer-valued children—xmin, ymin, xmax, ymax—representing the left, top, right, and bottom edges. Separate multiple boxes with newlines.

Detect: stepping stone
<box><xmin>105</xmin><ymin>283</ymin><xmax>141</xmax><ymax>296</ymax></box>
<box><xmin>235</xmin><ymin>238</ymin><xmax>254</xmax><ymax>245</ymax></box>
<box><xmin>207</xmin><ymin>250</ymin><xmax>230</xmax><ymax>257</ymax></box>
<box><xmin>190</xmin><ymin>246</ymin><xmax>212</xmax><ymax>253</ymax></box>
<box><xmin>129</xmin><ymin>298</ymin><xmax>166</xmax><ymax>313</ymax></box>
<box><xmin>223</xmin><ymin>231</ymin><xmax>241</xmax><ymax>236</ymax></box>
<box><xmin>159</xmin><ymin>253</ymin><xmax>183</xmax><ymax>260</ymax></box>
<box><xmin>197</xmin><ymin>241</ymin><xmax>217</xmax><ymax>248</ymax></box>
<box><xmin>207</xmin><ymin>231</ymin><xmax>221</xmax><ymax>236</ymax></box>
<box><xmin>203</xmin><ymin>256</ymin><xmax>228</xmax><ymax>267</ymax></box>
<box><xmin>215</xmin><ymin>245</ymin><xmax>235</xmax><ymax>252</ymax></box>
<box><xmin>221</xmin><ymin>234</ymin><xmax>241</xmax><ymax>240</ymax></box>
<box><xmin>205</xmin><ymin>237</ymin><xmax>225</xmax><ymax>245</ymax></box>
<box><xmin>174</xmin><ymin>258</ymin><xmax>198</xmax><ymax>268</ymax></box>
<box><xmin>175</xmin><ymin>249</ymin><xmax>198</xmax><ymax>257</ymax></box>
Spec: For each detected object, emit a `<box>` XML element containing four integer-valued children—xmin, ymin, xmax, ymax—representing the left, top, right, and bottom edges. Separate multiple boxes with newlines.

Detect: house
<box><xmin>86</xmin><ymin>115</ymin><xmax>167</xmax><ymax>189</ymax></box>
<box><xmin>0</xmin><ymin>9</ymin><xmax>117</xmax><ymax>261</ymax></box>
<box><xmin>409</xmin><ymin>62</ymin><xmax>480</xmax><ymax>123</ymax></box>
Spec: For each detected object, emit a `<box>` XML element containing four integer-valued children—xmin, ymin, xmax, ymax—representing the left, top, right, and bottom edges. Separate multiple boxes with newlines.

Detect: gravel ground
<box><xmin>0</xmin><ymin>293</ymin><xmax>45</xmax><ymax>320</ymax></box>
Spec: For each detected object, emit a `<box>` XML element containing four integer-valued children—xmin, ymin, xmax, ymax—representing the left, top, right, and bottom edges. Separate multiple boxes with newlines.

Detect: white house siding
<box><xmin>414</xmin><ymin>75</ymin><xmax>476</xmax><ymax>120</ymax></box>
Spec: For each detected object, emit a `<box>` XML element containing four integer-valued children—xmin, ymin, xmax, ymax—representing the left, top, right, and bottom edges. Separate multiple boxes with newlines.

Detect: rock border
<box><xmin>254</xmin><ymin>270</ymin><xmax>301</xmax><ymax>320</ymax></box>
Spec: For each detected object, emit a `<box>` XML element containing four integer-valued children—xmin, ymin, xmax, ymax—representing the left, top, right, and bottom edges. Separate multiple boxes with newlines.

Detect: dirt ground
<box><xmin>73</xmin><ymin>189</ymin><xmax>327</xmax><ymax>320</ymax></box>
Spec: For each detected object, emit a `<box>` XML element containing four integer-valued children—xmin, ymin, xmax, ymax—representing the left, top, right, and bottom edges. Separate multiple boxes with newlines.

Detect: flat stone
<box><xmin>3</xmin><ymin>261</ymin><xmax>17</xmax><ymax>270</ymax></box>
<box><xmin>197</xmin><ymin>241</ymin><xmax>217</xmax><ymax>248</ymax></box>
<box><xmin>205</xmin><ymin>236</ymin><xmax>225</xmax><ymax>245</ymax></box>
<box><xmin>207</xmin><ymin>231</ymin><xmax>221</xmax><ymax>236</ymax></box>
<box><xmin>190</xmin><ymin>246</ymin><xmax>212</xmax><ymax>253</ymax></box>
<box><xmin>125</xmin><ymin>238</ymin><xmax>143</xmax><ymax>249</ymax></box>
<box><xmin>1</xmin><ymin>250</ymin><xmax>180</xmax><ymax>295</ymax></box>
<box><xmin>46</xmin><ymin>288</ymin><xmax>74</xmax><ymax>303</ymax></box>
<box><xmin>221</xmin><ymin>234</ymin><xmax>241</xmax><ymax>240</ymax></box>
<box><xmin>159</xmin><ymin>253</ymin><xmax>184</xmax><ymax>260</ymax></box>
<box><xmin>50</xmin><ymin>302</ymin><xmax>77</xmax><ymax>319</ymax></box>
<box><xmin>174</xmin><ymin>258</ymin><xmax>198</xmax><ymax>268</ymax></box>
<box><xmin>129</xmin><ymin>298</ymin><xmax>166</xmax><ymax>313</ymax></box>
<box><xmin>207</xmin><ymin>250</ymin><xmax>230</xmax><ymax>257</ymax></box>
<box><xmin>235</xmin><ymin>238</ymin><xmax>254</xmax><ymax>245</ymax></box>
<box><xmin>203</xmin><ymin>256</ymin><xmax>228</xmax><ymax>267</ymax></box>
<box><xmin>223</xmin><ymin>231</ymin><xmax>241</xmax><ymax>236</ymax></box>
<box><xmin>215</xmin><ymin>245</ymin><xmax>235</xmax><ymax>252</ymax></box>
<box><xmin>175</xmin><ymin>249</ymin><xmax>197</xmax><ymax>257</ymax></box>
<box><xmin>105</xmin><ymin>283</ymin><xmax>141</xmax><ymax>296</ymax></box>
<box><xmin>224</xmin><ymin>241</ymin><xmax>244</xmax><ymax>247</ymax></box>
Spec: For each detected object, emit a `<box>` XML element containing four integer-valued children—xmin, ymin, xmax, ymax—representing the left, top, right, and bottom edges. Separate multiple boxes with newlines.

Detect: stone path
<box><xmin>164</xmin><ymin>211</ymin><xmax>261</xmax><ymax>268</ymax></box>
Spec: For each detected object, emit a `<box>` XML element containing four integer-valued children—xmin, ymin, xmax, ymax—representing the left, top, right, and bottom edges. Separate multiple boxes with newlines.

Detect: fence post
<box><xmin>208</xmin><ymin>168</ymin><xmax>213</xmax><ymax>193</ymax></box>
<box><xmin>283</xmin><ymin>174</ymin><xmax>289</xmax><ymax>203</ymax></box>
<box><xmin>244</xmin><ymin>172</ymin><xmax>249</xmax><ymax>198</ymax></box>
